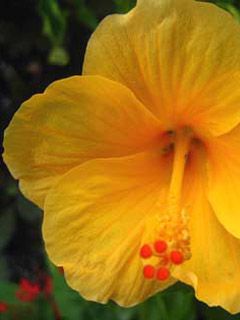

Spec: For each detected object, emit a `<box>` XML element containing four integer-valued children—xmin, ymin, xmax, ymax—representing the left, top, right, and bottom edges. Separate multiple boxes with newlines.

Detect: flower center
<box><xmin>140</xmin><ymin>127</ymin><xmax>192</xmax><ymax>281</ymax></box>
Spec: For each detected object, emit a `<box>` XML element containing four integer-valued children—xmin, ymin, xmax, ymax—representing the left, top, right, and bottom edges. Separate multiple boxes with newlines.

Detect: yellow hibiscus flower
<box><xmin>3</xmin><ymin>0</ymin><xmax>240</xmax><ymax>313</ymax></box>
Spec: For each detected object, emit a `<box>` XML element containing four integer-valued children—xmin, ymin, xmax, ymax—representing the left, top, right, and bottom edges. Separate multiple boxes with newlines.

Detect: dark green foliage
<box><xmin>74</xmin><ymin>0</ymin><xmax>98</xmax><ymax>30</ymax></box>
<box><xmin>114</xmin><ymin>0</ymin><xmax>137</xmax><ymax>13</ymax></box>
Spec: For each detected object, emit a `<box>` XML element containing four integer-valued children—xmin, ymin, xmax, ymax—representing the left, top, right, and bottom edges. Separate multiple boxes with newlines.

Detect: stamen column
<box><xmin>140</xmin><ymin>127</ymin><xmax>192</xmax><ymax>282</ymax></box>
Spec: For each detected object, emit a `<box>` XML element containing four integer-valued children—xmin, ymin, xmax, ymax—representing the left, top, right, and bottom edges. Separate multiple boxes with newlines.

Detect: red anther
<box><xmin>170</xmin><ymin>251</ymin><xmax>184</xmax><ymax>265</ymax></box>
<box><xmin>143</xmin><ymin>265</ymin><xmax>156</xmax><ymax>279</ymax></box>
<box><xmin>140</xmin><ymin>244</ymin><xmax>152</xmax><ymax>259</ymax></box>
<box><xmin>154</xmin><ymin>240</ymin><xmax>167</xmax><ymax>254</ymax></box>
<box><xmin>156</xmin><ymin>267</ymin><xmax>170</xmax><ymax>281</ymax></box>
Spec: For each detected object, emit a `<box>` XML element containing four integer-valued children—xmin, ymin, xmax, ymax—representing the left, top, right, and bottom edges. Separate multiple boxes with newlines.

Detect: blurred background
<box><xmin>1</xmin><ymin>0</ymin><xmax>240</xmax><ymax>319</ymax></box>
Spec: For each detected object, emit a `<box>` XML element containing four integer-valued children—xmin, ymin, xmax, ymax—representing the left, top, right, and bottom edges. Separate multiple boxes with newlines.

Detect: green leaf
<box><xmin>222</xmin><ymin>3</ymin><xmax>240</xmax><ymax>21</ymax></box>
<box><xmin>48</xmin><ymin>46</ymin><xmax>70</xmax><ymax>66</ymax></box>
<box><xmin>137</xmin><ymin>283</ymin><xmax>197</xmax><ymax>320</ymax></box>
<box><xmin>5</xmin><ymin>305</ymin><xmax>37</xmax><ymax>320</ymax></box>
<box><xmin>0</xmin><ymin>209</ymin><xmax>15</xmax><ymax>252</ymax></box>
<box><xmin>17</xmin><ymin>194</ymin><xmax>42</xmax><ymax>223</ymax></box>
<box><xmin>39</xmin><ymin>0</ymin><xmax>67</xmax><ymax>45</ymax></box>
<box><xmin>0</xmin><ymin>257</ymin><xmax>10</xmax><ymax>280</ymax></box>
<box><xmin>162</xmin><ymin>288</ymin><xmax>197</xmax><ymax>320</ymax></box>
<box><xmin>39</xmin><ymin>0</ymin><xmax>70</xmax><ymax>66</ymax></box>
<box><xmin>74</xmin><ymin>0</ymin><xmax>98</xmax><ymax>30</ymax></box>
<box><xmin>49</xmin><ymin>261</ymin><xmax>84</xmax><ymax>320</ymax></box>
<box><xmin>0</xmin><ymin>281</ymin><xmax>19</xmax><ymax>304</ymax></box>
<box><xmin>201</xmin><ymin>303</ymin><xmax>240</xmax><ymax>320</ymax></box>
<box><xmin>113</xmin><ymin>0</ymin><xmax>136</xmax><ymax>13</ymax></box>
<box><xmin>34</xmin><ymin>296</ymin><xmax>55</xmax><ymax>320</ymax></box>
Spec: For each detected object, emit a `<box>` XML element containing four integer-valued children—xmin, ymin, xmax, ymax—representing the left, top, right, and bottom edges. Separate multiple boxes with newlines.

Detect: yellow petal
<box><xmin>43</xmin><ymin>151</ymin><xmax>175</xmax><ymax>306</ymax></box>
<box><xmin>3</xmin><ymin>75</ymin><xmax>162</xmax><ymax>208</ymax></box>
<box><xmin>206</xmin><ymin>125</ymin><xmax>240</xmax><ymax>239</ymax></box>
<box><xmin>173</xmin><ymin>148</ymin><xmax>240</xmax><ymax>314</ymax></box>
<box><xmin>84</xmin><ymin>0</ymin><xmax>240</xmax><ymax>135</ymax></box>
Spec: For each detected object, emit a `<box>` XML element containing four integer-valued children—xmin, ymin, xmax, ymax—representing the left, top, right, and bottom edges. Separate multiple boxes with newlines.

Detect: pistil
<box><xmin>168</xmin><ymin>127</ymin><xmax>192</xmax><ymax>211</ymax></box>
<box><xmin>140</xmin><ymin>127</ymin><xmax>192</xmax><ymax>282</ymax></box>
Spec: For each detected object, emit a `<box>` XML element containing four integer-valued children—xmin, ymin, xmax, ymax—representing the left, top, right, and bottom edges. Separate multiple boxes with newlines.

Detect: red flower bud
<box><xmin>16</xmin><ymin>278</ymin><xmax>40</xmax><ymax>302</ymax></box>
<box><xmin>0</xmin><ymin>302</ymin><xmax>8</xmax><ymax>313</ymax></box>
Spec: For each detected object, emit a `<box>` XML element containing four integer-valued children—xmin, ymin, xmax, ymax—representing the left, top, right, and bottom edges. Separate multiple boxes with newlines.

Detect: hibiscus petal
<box><xmin>206</xmin><ymin>125</ymin><xmax>240</xmax><ymax>239</ymax></box>
<box><xmin>43</xmin><ymin>151</ymin><xmax>175</xmax><ymax>306</ymax></box>
<box><xmin>3</xmin><ymin>75</ymin><xmax>162</xmax><ymax>207</ymax></box>
<box><xmin>84</xmin><ymin>0</ymin><xmax>240</xmax><ymax>135</ymax></box>
<box><xmin>173</xmin><ymin>147</ymin><xmax>240</xmax><ymax>314</ymax></box>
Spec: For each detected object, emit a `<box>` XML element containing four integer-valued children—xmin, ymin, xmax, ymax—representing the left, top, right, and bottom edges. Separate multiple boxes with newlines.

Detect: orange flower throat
<box><xmin>140</xmin><ymin>127</ymin><xmax>193</xmax><ymax>281</ymax></box>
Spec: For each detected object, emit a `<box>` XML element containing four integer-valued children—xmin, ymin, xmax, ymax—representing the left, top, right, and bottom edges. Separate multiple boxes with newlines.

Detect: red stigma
<box><xmin>170</xmin><ymin>251</ymin><xmax>184</xmax><ymax>265</ymax></box>
<box><xmin>156</xmin><ymin>267</ymin><xmax>170</xmax><ymax>281</ymax></box>
<box><xmin>154</xmin><ymin>240</ymin><xmax>167</xmax><ymax>253</ymax></box>
<box><xmin>140</xmin><ymin>244</ymin><xmax>153</xmax><ymax>259</ymax></box>
<box><xmin>143</xmin><ymin>265</ymin><xmax>156</xmax><ymax>279</ymax></box>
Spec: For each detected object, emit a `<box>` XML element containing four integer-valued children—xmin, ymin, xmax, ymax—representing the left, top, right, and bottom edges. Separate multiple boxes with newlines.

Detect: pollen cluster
<box><xmin>140</xmin><ymin>208</ymin><xmax>191</xmax><ymax>281</ymax></box>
